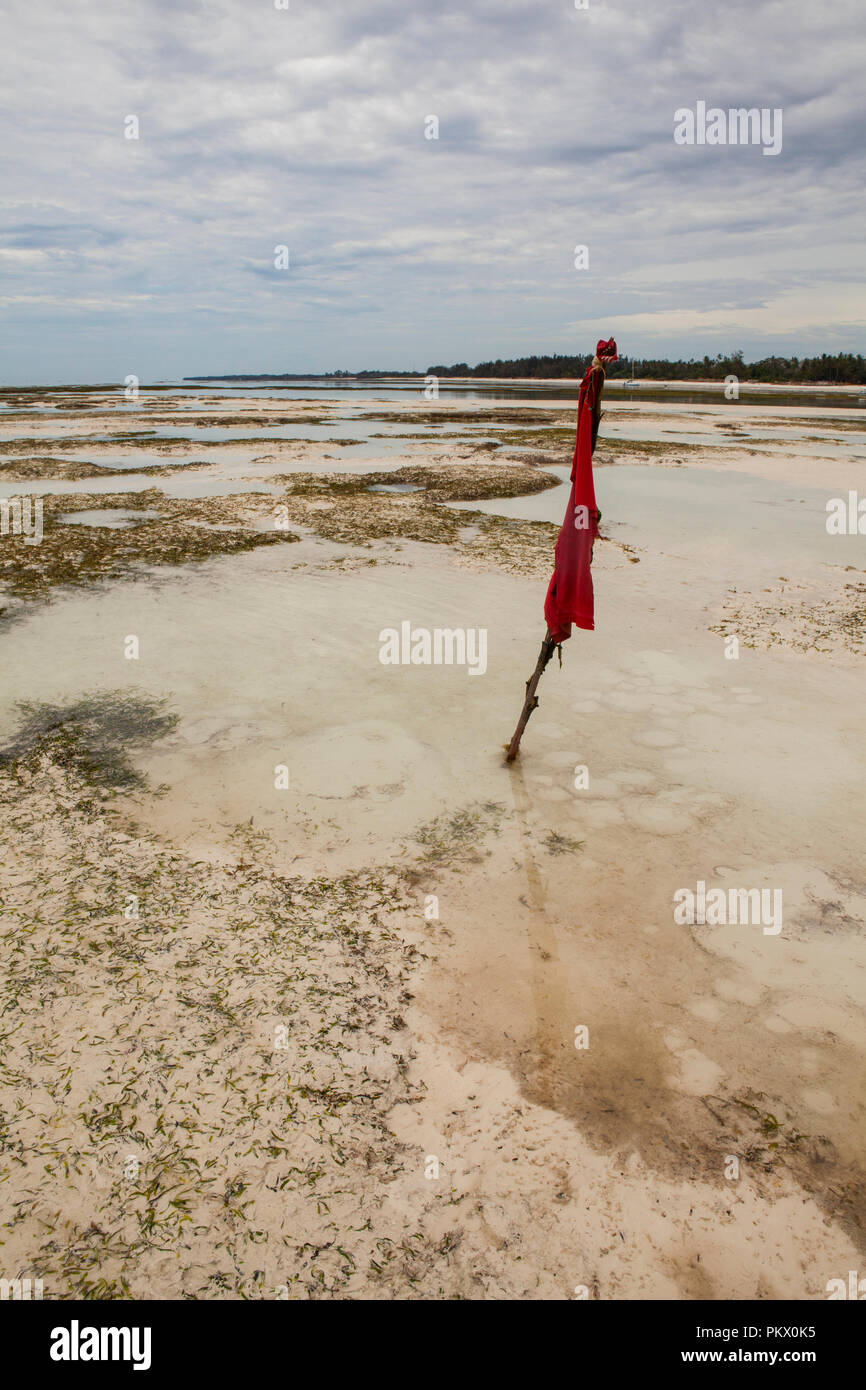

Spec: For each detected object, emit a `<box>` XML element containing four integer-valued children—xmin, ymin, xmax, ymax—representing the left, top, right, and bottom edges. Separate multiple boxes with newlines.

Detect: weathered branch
<box><xmin>504</xmin><ymin>630</ymin><xmax>559</xmax><ymax>762</ymax></box>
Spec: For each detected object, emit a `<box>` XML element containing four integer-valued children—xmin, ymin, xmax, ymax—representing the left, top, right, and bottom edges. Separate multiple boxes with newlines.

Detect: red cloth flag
<box><xmin>543</xmin><ymin>338</ymin><xmax>617</xmax><ymax>641</ymax></box>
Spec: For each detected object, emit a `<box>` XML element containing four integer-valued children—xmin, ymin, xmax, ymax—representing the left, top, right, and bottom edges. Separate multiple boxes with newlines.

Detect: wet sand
<box><xmin>1</xmin><ymin>386</ymin><xmax>864</xmax><ymax>1299</ymax></box>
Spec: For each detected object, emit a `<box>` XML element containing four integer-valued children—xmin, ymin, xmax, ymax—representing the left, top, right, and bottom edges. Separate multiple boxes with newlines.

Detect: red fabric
<box><xmin>596</xmin><ymin>336</ymin><xmax>618</xmax><ymax>362</ymax></box>
<box><xmin>543</xmin><ymin>360</ymin><xmax>605</xmax><ymax>641</ymax></box>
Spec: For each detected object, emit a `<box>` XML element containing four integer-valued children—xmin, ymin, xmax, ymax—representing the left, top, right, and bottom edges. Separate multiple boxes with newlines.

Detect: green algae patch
<box><xmin>363</xmin><ymin>409</ymin><xmax>572</xmax><ymax>428</ymax></box>
<box><xmin>408</xmin><ymin>801</ymin><xmax>506</xmax><ymax>876</ymax></box>
<box><xmin>0</xmin><ymin>748</ymin><xmax>431</xmax><ymax>1299</ymax></box>
<box><xmin>0</xmin><ymin>435</ymin><xmax>297</xmax><ymax>456</ymax></box>
<box><xmin>0</xmin><ymin>691</ymin><xmax>179</xmax><ymax>792</ymax></box>
<box><xmin>0</xmin><ymin>457</ymin><xmax>214</xmax><ymax>481</ymax></box>
<box><xmin>139</xmin><ymin>414</ymin><xmax>334</xmax><ymax>429</ymax></box>
<box><xmin>0</xmin><ymin>489</ymin><xmax>299</xmax><ymax>602</ymax></box>
<box><xmin>593</xmin><ymin>437</ymin><xmax>704</xmax><ymax>461</ymax></box>
<box><xmin>268</xmin><ymin>462</ymin><xmax>559</xmax><ymax>554</ymax></box>
<box><xmin>0</xmin><ymin>457</ymin><xmax>112</xmax><ymax>480</ymax></box>
<box><xmin>454</xmin><ymin>511</ymin><xmax>559</xmax><ymax>578</ymax></box>
<box><xmin>365</xmin><ymin>461</ymin><xmax>560</xmax><ymax>502</ymax></box>
<box><xmin>275</xmin><ymin>460</ymin><xmax>559</xmax><ymax>502</ymax></box>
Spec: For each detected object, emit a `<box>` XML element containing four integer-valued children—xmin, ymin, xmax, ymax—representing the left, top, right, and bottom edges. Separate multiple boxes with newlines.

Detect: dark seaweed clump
<box><xmin>0</xmin><ymin>691</ymin><xmax>178</xmax><ymax>791</ymax></box>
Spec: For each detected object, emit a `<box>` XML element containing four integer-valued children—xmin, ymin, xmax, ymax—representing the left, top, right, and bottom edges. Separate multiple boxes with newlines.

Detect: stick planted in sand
<box><xmin>504</xmin><ymin>629</ymin><xmax>559</xmax><ymax>762</ymax></box>
<box><xmin>504</xmin><ymin>337</ymin><xmax>618</xmax><ymax>763</ymax></box>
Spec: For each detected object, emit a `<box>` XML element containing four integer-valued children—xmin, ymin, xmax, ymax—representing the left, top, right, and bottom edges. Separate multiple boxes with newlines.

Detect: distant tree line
<box><xmin>186</xmin><ymin>352</ymin><xmax>866</xmax><ymax>386</ymax></box>
<box><xmin>424</xmin><ymin>352</ymin><xmax>866</xmax><ymax>384</ymax></box>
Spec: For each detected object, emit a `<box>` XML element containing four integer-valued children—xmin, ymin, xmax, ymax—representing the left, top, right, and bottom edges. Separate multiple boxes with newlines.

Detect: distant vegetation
<box><xmin>425</xmin><ymin>351</ymin><xmax>866</xmax><ymax>384</ymax></box>
<box><xmin>187</xmin><ymin>351</ymin><xmax>866</xmax><ymax>385</ymax></box>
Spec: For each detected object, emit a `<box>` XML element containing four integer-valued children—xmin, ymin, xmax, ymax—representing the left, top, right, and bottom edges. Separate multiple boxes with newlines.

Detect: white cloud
<box><xmin>0</xmin><ymin>0</ymin><xmax>863</xmax><ymax>381</ymax></box>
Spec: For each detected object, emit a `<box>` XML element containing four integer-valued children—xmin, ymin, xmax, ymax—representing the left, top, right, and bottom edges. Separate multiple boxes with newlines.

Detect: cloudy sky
<box><xmin>1</xmin><ymin>0</ymin><xmax>864</xmax><ymax>383</ymax></box>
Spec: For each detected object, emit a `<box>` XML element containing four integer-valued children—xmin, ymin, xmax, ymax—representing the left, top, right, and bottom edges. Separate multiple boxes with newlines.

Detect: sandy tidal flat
<box><xmin>0</xmin><ymin>385</ymin><xmax>864</xmax><ymax>1299</ymax></box>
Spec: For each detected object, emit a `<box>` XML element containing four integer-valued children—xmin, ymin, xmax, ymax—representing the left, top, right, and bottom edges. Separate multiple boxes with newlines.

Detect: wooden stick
<box><xmin>504</xmin><ymin>629</ymin><xmax>559</xmax><ymax>762</ymax></box>
<box><xmin>504</xmin><ymin>359</ymin><xmax>606</xmax><ymax>764</ymax></box>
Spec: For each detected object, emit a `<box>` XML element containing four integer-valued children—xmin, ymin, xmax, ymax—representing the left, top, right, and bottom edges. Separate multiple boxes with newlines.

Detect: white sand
<box><xmin>1</xmin><ymin>391</ymin><xmax>864</xmax><ymax>1299</ymax></box>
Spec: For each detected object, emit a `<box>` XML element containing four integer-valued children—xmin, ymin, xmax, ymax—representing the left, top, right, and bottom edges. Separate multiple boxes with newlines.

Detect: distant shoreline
<box><xmin>181</xmin><ymin>374</ymin><xmax>866</xmax><ymax>395</ymax></box>
<box><xmin>1</xmin><ymin>377</ymin><xmax>864</xmax><ymax>399</ymax></box>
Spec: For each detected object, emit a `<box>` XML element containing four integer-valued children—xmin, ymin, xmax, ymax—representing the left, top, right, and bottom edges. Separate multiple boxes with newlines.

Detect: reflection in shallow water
<box><xmin>448</xmin><ymin>463</ymin><xmax>862</xmax><ymax>574</ymax></box>
<box><xmin>367</xmin><ymin>483</ymin><xmax>424</xmax><ymax>493</ymax></box>
<box><xmin>58</xmin><ymin>508</ymin><xmax>163</xmax><ymax>529</ymax></box>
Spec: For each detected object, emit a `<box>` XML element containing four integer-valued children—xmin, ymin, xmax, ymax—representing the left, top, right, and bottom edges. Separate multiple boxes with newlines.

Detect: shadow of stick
<box><xmin>507</xmin><ymin>755</ymin><xmax>572</xmax><ymax>1112</ymax></box>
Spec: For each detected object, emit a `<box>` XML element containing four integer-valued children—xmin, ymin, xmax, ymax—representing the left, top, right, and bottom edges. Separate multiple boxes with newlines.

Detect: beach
<box><xmin>1</xmin><ymin>380</ymin><xmax>864</xmax><ymax>1299</ymax></box>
